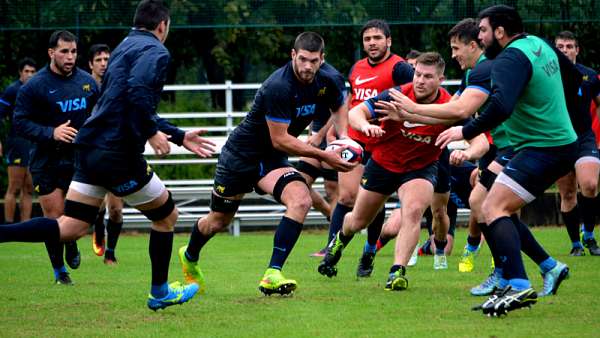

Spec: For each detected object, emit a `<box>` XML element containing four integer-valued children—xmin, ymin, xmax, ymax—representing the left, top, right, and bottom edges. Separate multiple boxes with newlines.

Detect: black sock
<box><xmin>366</xmin><ymin>208</ymin><xmax>385</xmax><ymax>246</ymax></box>
<box><xmin>185</xmin><ymin>220</ymin><xmax>214</xmax><ymax>262</ymax></box>
<box><xmin>562</xmin><ymin>206</ymin><xmax>582</xmax><ymax>243</ymax></box>
<box><xmin>94</xmin><ymin>209</ymin><xmax>106</xmax><ymax>244</ymax></box>
<box><xmin>487</xmin><ymin>216</ymin><xmax>528</xmax><ymax>281</ymax></box>
<box><xmin>511</xmin><ymin>214</ymin><xmax>549</xmax><ymax>265</ymax></box>
<box><xmin>45</xmin><ymin>240</ymin><xmax>65</xmax><ymax>269</ymax></box>
<box><xmin>328</xmin><ymin>204</ymin><xmax>352</xmax><ymax>245</ymax></box>
<box><xmin>466</xmin><ymin>234</ymin><xmax>481</xmax><ymax>247</ymax></box>
<box><xmin>389</xmin><ymin>264</ymin><xmax>405</xmax><ymax>275</ymax></box>
<box><xmin>379</xmin><ymin>235</ymin><xmax>393</xmax><ymax>248</ymax></box>
<box><xmin>0</xmin><ymin>218</ymin><xmax>60</xmax><ymax>242</ymax></box>
<box><xmin>338</xmin><ymin>229</ymin><xmax>354</xmax><ymax>246</ymax></box>
<box><xmin>106</xmin><ymin>220</ymin><xmax>123</xmax><ymax>251</ymax></box>
<box><xmin>268</xmin><ymin>216</ymin><xmax>303</xmax><ymax>269</ymax></box>
<box><xmin>149</xmin><ymin>229</ymin><xmax>173</xmax><ymax>286</ymax></box>
<box><xmin>479</xmin><ymin>222</ymin><xmax>501</xmax><ymax>269</ymax></box>
<box><xmin>579</xmin><ymin>196</ymin><xmax>596</xmax><ymax>233</ymax></box>
<box><xmin>434</xmin><ymin>238</ymin><xmax>447</xmax><ymax>255</ymax></box>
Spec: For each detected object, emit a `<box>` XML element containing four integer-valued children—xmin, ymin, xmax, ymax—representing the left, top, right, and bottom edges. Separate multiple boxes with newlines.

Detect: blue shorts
<box><xmin>575</xmin><ymin>130</ymin><xmax>600</xmax><ymax>165</ymax></box>
<box><xmin>496</xmin><ymin>142</ymin><xmax>578</xmax><ymax>203</ymax></box>
<box><xmin>73</xmin><ymin>146</ymin><xmax>154</xmax><ymax>197</ymax></box>
<box><xmin>214</xmin><ymin>146</ymin><xmax>291</xmax><ymax>197</ymax></box>
<box><xmin>361</xmin><ymin>159</ymin><xmax>438</xmax><ymax>196</ymax></box>
<box><xmin>494</xmin><ymin>146</ymin><xmax>516</xmax><ymax>167</ymax></box>
<box><xmin>4</xmin><ymin>135</ymin><xmax>33</xmax><ymax>167</ymax></box>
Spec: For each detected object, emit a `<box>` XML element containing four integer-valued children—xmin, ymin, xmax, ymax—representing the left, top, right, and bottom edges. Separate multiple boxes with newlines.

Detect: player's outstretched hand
<box><xmin>374</xmin><ymin>100</ymin><xmax>410</xmax><ymax>122</ymax></box>
<box><xmin>359</xmin><ymin>123</ymin><xmax>385</xmax><ymax>137</ymax></box>
<box><xmin>183</xmin><ymin>129</ymin><xmax>216</xmax><ymax>158</ymax></box>
<box><xmin>322</xmin><ymin>146</ymin><xmax>357</xmax><ymax>172</ymax></box>
<box><xmin>149</xmin><ymin>131</ymin><xmax>171</xmax><ymax>156</ymax></box>
<box><xmin>388</xmin><ymin>88</ymin><xmax>419</xmax><ymax>114</ymax></box>
<box><xmin>53</xmin><ymin>120</ymin><xmax>78</xmax><ymax>143</ymax></box>
<box><xmin>449</xmin><ymin>149</ymin><xmax>469</xmax><ymax>166</ymax></box>
<box><xmin>436</xmin><ymin>126</ymin><xmax>465</xmax><ymax>149</ymax></box>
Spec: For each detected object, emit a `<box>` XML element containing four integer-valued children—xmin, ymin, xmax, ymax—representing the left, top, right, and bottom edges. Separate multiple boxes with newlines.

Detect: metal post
<box><xmin>225</xmin><ymin>80</ymin><xmax>233</xmax><ymax>136</ymax></box>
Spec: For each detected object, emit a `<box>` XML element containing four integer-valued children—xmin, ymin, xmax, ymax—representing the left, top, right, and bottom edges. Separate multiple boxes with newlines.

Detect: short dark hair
<box><xmin>133</xmin><ymin>0</ymin><xmax>170</xmax><ymax>30</ymax></box>
<box><xmin>88</xmin><ymin>44</ymin><xmax>111</xmax><ymax>63</ymax></box>
<box><xmin>448</xmin><ymin>18</ymin><xmax>483</xmax><ymax>48</ymax></box>
<box><xmin>360</xmin><ymin>19</ymin><xmax>391</xmax><ymax>39</ymax></box>
<box><xmin>48</xmin><ymin>30</ymin><xmax>77</xmax><ymax>49</ymax></box>
<box><xmin>416</xmin><ymin>52</ymin><xmax>446</xmax><ymax>74</ymax></box>
<box><xmin>555</xmin><ymin>30</ymin><xmax>578</xmax><ymax>46</ymax></box>
<box><xmin>293</xmin><ymin>32</ymin><xmax>324</xmax><ymax>53</ymax></box>
<box><xmin>477</xmin><ymin>5</ymin><xmax>523</xmax><ymax>37</ymax></box>
<box><xmin>18</xmin><ymin>57</ymin><xmax>37</xmax><ymax>72</ymax></box>
<box><xmin>405</xmin><ymin>49</ymin><xmax>421</xmax><ymax>60</ymax></box>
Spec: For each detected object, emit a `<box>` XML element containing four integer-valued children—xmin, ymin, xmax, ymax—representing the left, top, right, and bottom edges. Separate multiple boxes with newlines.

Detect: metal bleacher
<box><xmin>122</xmin><ymin>80</ymin><xmax>470</xmax><ymax>235</ymax></box>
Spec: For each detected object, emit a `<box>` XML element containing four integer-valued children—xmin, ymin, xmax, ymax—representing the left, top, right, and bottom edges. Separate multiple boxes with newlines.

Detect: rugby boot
<box><xmin>178</xmin><ymin>246</ymin><xmax>206</xmax><ymax>294</ymax></box>
<box><xmin>147</xmin><ymin>282</ymin><xmax>199</xmax><ymax>311</ymax></box>
<box><xmin>318</xmin><ymin>233</ymin><xmax>346</xmax><ymax>278</ymax></box>
<box><xmin>258</xmin><ymin>268</ymin><xmax>297</xmax><ymax>296</ymax></box>
<box><xmin>539</xmin><ymin>261</ymin><xmax>569</xmax><ymax>297</ymax></box>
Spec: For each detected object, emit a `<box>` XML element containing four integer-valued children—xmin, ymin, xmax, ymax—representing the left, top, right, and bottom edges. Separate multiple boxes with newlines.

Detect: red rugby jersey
<box><xmin>590</xmin><ymin>100</ymin><xmax>600</xmax><ymax>147</ymax></box>
<box><xmin>348</xmin><ymin>54</ymin><xmax>406</xmax><ymax>144</ymax></box>
<box><xmin>370</xmin><ymin>83</ymin><xmax>452</xmax><ymax>173</ymax></box>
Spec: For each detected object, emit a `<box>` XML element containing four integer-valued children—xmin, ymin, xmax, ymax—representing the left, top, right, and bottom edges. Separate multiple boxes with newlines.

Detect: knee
<box><xmin>287</xmin><ymin>194</ymin><xmax>313</xmax><ymax>215</ymax></box>
<box><xmin>579</xmin><ymin>179</ymin><xmax>598</xmax><ymax>197</ymax></box>
<box><xmin>202</xmin><ymin>212</ymin><xmax>233</xmax><ymax>233</ymax></box>
<box><xmin>431</xmin><ymin>205</ymin><xmax>447</xmax><ymax>221</ymax></box>
<box><xmin>337</xmin><ymin>191</ymin><xmax>356</xmax><ymax>207</ymax></box>
<box><xmin>58</xmin><ymin>218</ymin><xmax>89</xmax><ymax>241</ymax></box>
<box><xmin>107</xmin><ymin>205</ymin><xmax>123</xmax><ymax>222</ymax></box>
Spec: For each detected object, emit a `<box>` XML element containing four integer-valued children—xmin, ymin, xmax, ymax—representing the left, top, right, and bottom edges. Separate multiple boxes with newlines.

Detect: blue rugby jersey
<box><xmin>75</xmin><ymin>29</ymin><xmax>185</xmax><ymax>154</ymax></box>
<box><xmin>14</xmin><ymin>66</ymin><xmax>98</xmax><ymax>170</ymax></box>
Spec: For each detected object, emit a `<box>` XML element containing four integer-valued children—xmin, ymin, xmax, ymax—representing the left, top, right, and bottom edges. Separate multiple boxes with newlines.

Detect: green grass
<box><xmin>1</xmin><ymin>227</ymin><xmax>599</xmax><ymax>337</ymax></box>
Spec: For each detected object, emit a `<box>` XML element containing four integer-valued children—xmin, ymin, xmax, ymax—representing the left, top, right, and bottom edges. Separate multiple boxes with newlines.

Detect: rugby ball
<box><xmin>325</xmin><ymin>139</ymin><xmax>364</xmax><ymax>163</ymax></box>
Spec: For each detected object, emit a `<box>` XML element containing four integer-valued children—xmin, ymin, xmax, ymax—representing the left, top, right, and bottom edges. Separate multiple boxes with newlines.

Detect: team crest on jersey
<box><xmin>215</xmin><ymin>185</ymin><xmax>226</xmax><ymax>194</ymax></box>
<box><xmin>361</xmin><ymin>178</ymin><xmax>368</xmax><ymax>186</ymax></box>
<box><xmin>583</xmin><ymin>75</ymin><xmax>589</xmax><ymax>81</ymax></box>
<box><xmin>317</xmin><ymin>87</ymin><xmax>327</xmax><ymax>96</ymax></box>
<box><xmin>82</xmin><ymin>83</ymin><xmax>91</xmax><ymax>92</ymax></box>
<box><xmin>146</xmin><ymin>165</ymin><xmax>152</xmax><ymax>175</ymax></box>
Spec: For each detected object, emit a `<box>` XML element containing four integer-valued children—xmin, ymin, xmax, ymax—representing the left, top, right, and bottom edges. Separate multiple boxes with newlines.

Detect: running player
<box><xmin>178</xmin><ymin>32</ymin><xmax>354</xmax><ymax>296</ymax></box>
<box><xmin>0</xmin><ymin>0</ymin><xmax>214</xmax><ymax>310</ymax></box>
<box><xmin>436</xmin><ymin>5</ymin><xmax>578</xmax><ymax>315</ymax></box>
<box><xmin>318</xmin><ymin>52</ymin><xmax>458</xmax><ymax>289</ymax></box>
<box><xmin>0</xmin><ymin>58</ymin><xmax>36</xmax><ymax>224</ymax></box>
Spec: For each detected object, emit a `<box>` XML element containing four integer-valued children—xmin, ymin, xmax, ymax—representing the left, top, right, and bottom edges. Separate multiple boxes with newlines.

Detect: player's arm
<box><xmin>348</xmin><ymin>101</ymin><xmax>384</xmax><ymax>137</ymax></box>
<box><xmin>437</xmin><ymin>49</ymin><xmax>531</xmax><ymax>147</ymax></box>
<box><xmin>13</xmin><ymin>85</ymin><xmax>56</xmax><ymax>142</ymax></box>
<box><xmin>449</xmin><ymin>133</ymin><xmax>489</xmax><ymax>166</ymax></box>
<box><xmin>266</xmin><ymin>119</ymin><xmax>354</xmax><ymax>172</ymax></box>
<box><xmin>0</xmin><ymin>87</ymin><xmax>14</xmax><ymax>120</ymax></box>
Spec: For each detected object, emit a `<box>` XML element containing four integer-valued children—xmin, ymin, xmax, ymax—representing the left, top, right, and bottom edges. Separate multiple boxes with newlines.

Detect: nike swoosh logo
<box><xmin>355</xmin><ymin>75</ymin><xmax>378</xmax><ymax>86</ymax></box>
<box><xmin>49</xmin><ymin>89</ymin><xmax>58</xmax><ymax>94</ymax></box>
<box><xmin>532</xmin><ymin>46</ymin><xmax>542</xmax><ymax>57</ymax></box>
<box><xmin>505</xmin><ymin>166</ymin><xmax>517</xmax><ymax>171</ymax></box>
<box><xmin>501</xmin><ymin>156</ymin><xmax>511</xmax><ymax>161</ymax></box>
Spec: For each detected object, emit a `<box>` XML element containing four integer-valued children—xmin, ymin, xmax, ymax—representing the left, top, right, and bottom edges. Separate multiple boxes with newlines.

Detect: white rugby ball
<box><xmin>325</xmin><ymin>139</ymin><xmax>364</xmax><ymax>163</ymax></box>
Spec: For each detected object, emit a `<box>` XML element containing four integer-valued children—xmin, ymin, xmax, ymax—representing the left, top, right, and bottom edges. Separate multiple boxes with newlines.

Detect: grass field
<box><xmin>1</xmin><ymin>227</ymin><xmax>599</xmax><ymax>337</ymax></box>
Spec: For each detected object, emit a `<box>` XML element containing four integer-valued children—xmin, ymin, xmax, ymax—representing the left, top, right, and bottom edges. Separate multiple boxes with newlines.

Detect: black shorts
<box><xmin>72</xmin><ymin>146</ymin><xmax>153</xmax><ymax>197</ymax></box>
<box><xmin>575</xmin><ymin>130</ymin><xmax>600</xmax><ymax>164</ymax></box>
<box><xmin>31</xmin><ymin>165</ymin><xmax>74</xmax><ymax>196</ymax></box>
<box><xmin>499</xmin><ymin>142</ymin><xmax>577</xmax><ymax>202</ymax></box>
<box><xmin>4</xmin><ymin>135</ymin><xmax>33</xmax><ymax>167</ymax></box>
<box><xmin>214</xmin><ymin>147</ymin><xmax>290</xmax><ymax>197</ymax></box>
<box><xmin>361</xmin><ymin>159</ymin><xmax>438</xmax><ymax>196</ymax></box>
<box><xmin>435</xmin><ymin>148</ymin><xmax>451</xmax><ymax>194</ymax></box>
<box><xmin>357</xmin><ymin>140</ymin><xmax>372</xmax><ymax>166</ymax></box>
